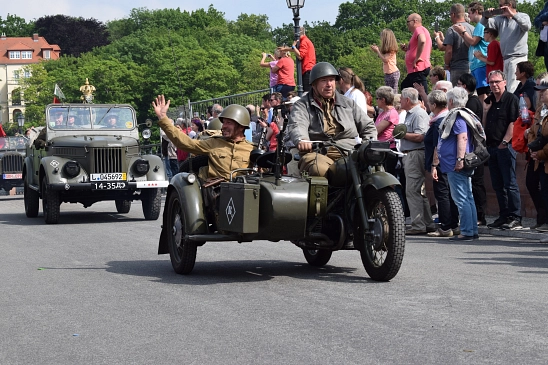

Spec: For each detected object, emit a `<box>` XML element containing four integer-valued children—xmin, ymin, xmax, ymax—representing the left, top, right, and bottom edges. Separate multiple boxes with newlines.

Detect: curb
<box><xmin>478</xmin><ymin>226</ymin><xmax>548</xmax><ymax>240</ymax></box>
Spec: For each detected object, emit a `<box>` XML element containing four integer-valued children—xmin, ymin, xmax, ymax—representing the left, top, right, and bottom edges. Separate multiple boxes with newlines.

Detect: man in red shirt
<box><xmin>287</xmin><ymin>26</ymin><xmax>316</xmax><ymax>93</ymax></box>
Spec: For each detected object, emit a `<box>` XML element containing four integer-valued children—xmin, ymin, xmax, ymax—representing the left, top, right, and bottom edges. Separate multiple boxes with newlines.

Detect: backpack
<box><xmin>463</xmin><ymin>117</ymin><xmax>490</xmax><ymax>170</ymax></box>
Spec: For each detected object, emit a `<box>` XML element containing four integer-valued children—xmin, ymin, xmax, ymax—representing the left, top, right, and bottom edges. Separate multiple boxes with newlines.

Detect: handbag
<box><xmin>463</xmin><ymin>124</ymin><xmax>490</xmax><ymax>170</ymax></box>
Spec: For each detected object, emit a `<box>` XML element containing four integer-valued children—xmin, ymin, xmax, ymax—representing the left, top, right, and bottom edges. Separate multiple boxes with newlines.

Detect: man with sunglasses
<box><xmin>484</xmin><ymin>70</ymin><xmax>522</xmax><ymax>229</ymax></box>
<box><xmin>481</xmin><ymin>0</ymin><xmax>531</xmax><ymax>93</ymax></box>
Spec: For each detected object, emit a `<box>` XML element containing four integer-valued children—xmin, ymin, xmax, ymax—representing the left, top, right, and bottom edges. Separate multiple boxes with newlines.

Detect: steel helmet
<box><xmin>309</xmin><ymin>62</ymin><xmax>340</xmax><ymax>85</ymax></box>
<box><xmin>207</xmin><ymin>117</ymin><xmax>222</xmax><ymax>130</ymax></box>
<box><xmin>218</xmin><ymin>104</ymin><xmax>250</xmax><ymax>128</ymax></box>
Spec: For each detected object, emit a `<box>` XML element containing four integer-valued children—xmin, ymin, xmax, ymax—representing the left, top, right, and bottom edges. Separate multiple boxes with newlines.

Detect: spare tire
<box><xmin>179</xmin><ymin>155</ymin><xmax>209</xmax><ymax>174</ymax></box>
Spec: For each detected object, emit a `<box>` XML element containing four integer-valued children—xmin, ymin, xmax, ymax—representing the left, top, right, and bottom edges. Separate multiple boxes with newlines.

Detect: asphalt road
<box><xmin>1</xmin><ymin>194</ymin><xmax>547</xmax><ymax>364</ymax></box>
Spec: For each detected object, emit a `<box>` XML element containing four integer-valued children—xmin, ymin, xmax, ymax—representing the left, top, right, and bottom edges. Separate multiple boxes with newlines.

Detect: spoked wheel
<box><xmin>355</xmin><ymin>188</ymin><xmax>405</xmax><ymax>281</ymax></box>
<box><xmin>166</xmin><ymin>192</ymin><xmax>196</xmax><ymax>274</ymax></box>
<box><xmin>115</xmin><ymin>199</ymin><xmax>131</xmax><ymax>213</ymax></box>
<box><xmin>42</xmin><ymin>177</ymin><xmax>60</xmax><ymax>224</ymax></box>
<box><xmin>302</xmin><ymin>249</ymin><xmax>332</xmax><ymax>267</ymax></box>
<box><xmin>24</xmin><ymin>179</ymin><xmax>39</xmax><ymax>218</ymax></box>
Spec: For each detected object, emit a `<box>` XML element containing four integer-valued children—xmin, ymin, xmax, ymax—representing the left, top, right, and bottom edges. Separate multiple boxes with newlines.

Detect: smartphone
<box><xmin>484</xmin><ymin>8</ymin><xmax>504</xmax><ymax>18</ymax></box>
<box><xmin>435</xmin><ymin>21</ymin><xmax>439</xmax><ymax>33</ymax></box>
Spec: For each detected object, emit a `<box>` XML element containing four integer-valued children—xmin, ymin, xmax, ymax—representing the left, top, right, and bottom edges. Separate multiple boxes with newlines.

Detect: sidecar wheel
<box><xmin>303</xmin><ymin>249</ymin><xmax>332</xmax><ymax>267</ymax></box>
<box><xmin>356</xmin><ymin>188</ymin><xmax>405</xmax><ymax>281</ymax></box>
<box><xmin>166</xmin><ymin>192</ymin><xmax>196</xmax><ymax>274</ymax></box>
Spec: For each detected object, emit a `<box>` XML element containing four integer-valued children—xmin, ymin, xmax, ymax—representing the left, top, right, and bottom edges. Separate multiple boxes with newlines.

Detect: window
<box><xmin>9</xmin><ymin>51</ymin><xmax>20</xmax><ymax>59</ymax></box>
<box><xmin>21</xmin><ymin>51</ymin><xmax>32</xmax><ymax>59</ymax></box>
<box><xmin>13</xmin><ymin>71</ymin><xmax>20</xmax><ymax>79</ymax></box>
<box><xmin>24</xmin><ymin>70</ymin><xmax>31</xmax><ymax>78</ymax></box>
<box><xmin>43</xmin><ymin>50</ymin><xmax>50</xmax><ymax>59</ymax></box>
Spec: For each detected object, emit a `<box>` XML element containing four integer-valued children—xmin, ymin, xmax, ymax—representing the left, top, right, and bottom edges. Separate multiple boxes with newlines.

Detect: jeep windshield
<box><xmin>0</xmin><ymin>136</ymin><xmax>28</xmax><ymax>150</ymax></box>
<box><xmin>47</xmin><ymin>106</ymin><xmax>136</xmax><ymax>130</ymax></box>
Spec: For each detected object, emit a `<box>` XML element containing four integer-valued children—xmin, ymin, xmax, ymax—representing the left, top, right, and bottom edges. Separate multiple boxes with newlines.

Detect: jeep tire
<box><xmin>42</xmin><ymin>177</ymin><xmax>60</xmax><ymax>224</ymax></box>
<box><xmin>24</xmin><ymin>179</ymin><xmax>39</xmax><ymax>218</ymax></box>
<box><xmin>115</xmin><ymin>199</ymin><xmax>131</xmax><ymax>214</ymax></box>
<box><xmin>141</xmin><ymin>188</ymin><xmax>161</xmax><ymax>220</ymax></box>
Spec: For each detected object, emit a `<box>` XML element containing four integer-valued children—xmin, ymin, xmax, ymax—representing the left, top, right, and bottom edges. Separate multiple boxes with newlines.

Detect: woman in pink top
<box><xmin>260</xmin><ymin>49</ymin><xmax>280</xmax><ymax>93</ymax></box>
<box><xmin>375</xmin><ymin>86</ymin><xmax>400</xmax><ymax>176</ymax></box>
<box><xmin>371</xmin><ymin>29</ymin><xmax>400</xmax><ymax>93</ymax></box>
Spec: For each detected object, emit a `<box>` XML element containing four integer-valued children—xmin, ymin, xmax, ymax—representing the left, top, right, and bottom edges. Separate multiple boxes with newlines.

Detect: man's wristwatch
<box><xmin>461</xmin><ymin>30</ymin><xmax>466</xmax><ymax>36</ymax></box>
<box><xmin>456</xmin><ymin>157</ymin><xmax>464</xmax><ymax>162</ymax></box>
<box><xmin>502</xmin><ymin>140</ymin><xmax>509</xmax><ymax>146</ymax></box>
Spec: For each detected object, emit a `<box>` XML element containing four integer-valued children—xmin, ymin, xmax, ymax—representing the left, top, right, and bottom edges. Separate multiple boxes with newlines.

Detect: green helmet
<box><xmin>392</xmin><ymin>124</ymin><xmax>408</xmax><ymax>139</ymax></box>
<box><xmin>218</xmin><ymin>104</ymin><xmax>250</xmax><ymax>128</ymax></box>
<box><xmin>207</xmin><ymin>117</ymin><xmax>222</xmax><ymax>130</ymax></box>
<box><xmin>309</xmin><ymin>62</ymin><xmax>340</xmax><ymax>85</ymax></box>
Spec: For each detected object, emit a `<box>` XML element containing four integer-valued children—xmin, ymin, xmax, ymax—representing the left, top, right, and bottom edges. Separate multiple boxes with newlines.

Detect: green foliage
<box><xmin>14</xmin><ymin>0</ymin><xmax>548</xmax><ymax>136</ymax></box>
<box><xmin>0</xmin><ymin>14</ymin><xmax>35</xmax><ymax>37</ymax></box>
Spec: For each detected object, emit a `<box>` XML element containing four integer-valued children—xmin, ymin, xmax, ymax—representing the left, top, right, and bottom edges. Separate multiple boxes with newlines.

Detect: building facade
<box><xmin>0</xmin><ymin>33</ymin><xmax>60</xmax><ymax>127</ymax></box>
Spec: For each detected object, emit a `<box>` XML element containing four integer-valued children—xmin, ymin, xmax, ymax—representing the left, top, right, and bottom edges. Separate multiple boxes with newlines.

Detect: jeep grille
<box><xmin>0</xmin><ymin>153</ymin><xmax>23</xmax><ymax>173</ymax></box>
<box><xmin>92</xmin><ymin>148</ymin><xmax>123</xmax><ymax>173</ymax></box>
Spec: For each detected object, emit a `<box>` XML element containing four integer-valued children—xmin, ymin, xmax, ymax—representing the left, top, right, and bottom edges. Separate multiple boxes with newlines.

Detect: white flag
<box><xmin>54</xmin><ymin>83</ymin><xmax>65</xmax><ymax>100</ymax></box>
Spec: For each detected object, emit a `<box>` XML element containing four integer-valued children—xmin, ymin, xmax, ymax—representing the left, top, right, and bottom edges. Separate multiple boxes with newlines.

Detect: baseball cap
<box><xmin>534</xmin><ymin>80</ymin><xmax>548</xmax><ymax>90</ymax></box>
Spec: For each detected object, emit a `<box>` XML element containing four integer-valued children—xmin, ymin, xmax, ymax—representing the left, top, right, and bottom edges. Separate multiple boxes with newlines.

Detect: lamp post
<box><xmin>17</xmin><ymin>113</ymin><xmax>25</xmax><ymax>135</ymax></box>
<box><xmin>286</xmin><ymin>0</ymin><xmax>305</xmax><ymax>97</ymax></box>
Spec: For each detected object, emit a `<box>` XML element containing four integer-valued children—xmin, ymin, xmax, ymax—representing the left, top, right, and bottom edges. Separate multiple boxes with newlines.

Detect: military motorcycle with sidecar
<box><xmin>158</xmin><ymin>114</ymin><xmax>407</xmax><ymax>281</ymax></box>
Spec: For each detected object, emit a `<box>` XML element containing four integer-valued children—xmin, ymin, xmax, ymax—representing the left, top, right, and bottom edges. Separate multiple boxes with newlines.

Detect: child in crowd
<box><xmin>370</xmin><ymin>29</ymin><xmax>400</xmax><ymax>93</ymax></box>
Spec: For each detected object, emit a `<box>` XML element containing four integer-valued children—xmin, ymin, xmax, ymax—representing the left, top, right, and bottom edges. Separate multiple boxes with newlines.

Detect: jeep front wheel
<box><xmin>141</xmin><ymin>188</ymin><xmax>161</xmax><ymax>220</ymax></box>
<box><xmin>24</xmin><ymin>179</ymin><xmax>39</xmax><ymax>218</ymax></box>
<box><xmin>115</xmin><ymin>199</ymin><xmax>131</xmax><ymax>214</ymax></box>
<box><xmin>42</xmin><ymin>177</ymin><xmax>60</xmax><ymax>224</ymax></box>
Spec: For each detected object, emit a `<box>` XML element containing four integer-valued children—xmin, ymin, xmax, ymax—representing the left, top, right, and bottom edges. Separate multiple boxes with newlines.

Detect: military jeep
<box><xmin>23</xmin><ymin>104</ymin><xmax>168</xmax><ymax>224</ymax></box>
<box><xmin>0</xmin><ymin>136</ymin><xmax>28</xmax><ymax>192</ymax></box>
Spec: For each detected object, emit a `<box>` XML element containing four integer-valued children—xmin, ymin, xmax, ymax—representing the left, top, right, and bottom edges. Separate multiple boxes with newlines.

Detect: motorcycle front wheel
<box><xmin>355</xmin><ymin>188</ymin><xmax>405</xmax><ymax>281</ymax></box>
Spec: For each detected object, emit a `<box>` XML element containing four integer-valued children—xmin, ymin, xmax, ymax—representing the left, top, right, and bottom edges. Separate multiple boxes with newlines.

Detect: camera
<box><xmin>528</xmin><ymin>134</ymin><xmax>548</xmax><ymax>152</ymax></box>
<box><xmin>484</xmin><ymin>8</ymin><xmax>504</xmax><ymax>18</ymax></box>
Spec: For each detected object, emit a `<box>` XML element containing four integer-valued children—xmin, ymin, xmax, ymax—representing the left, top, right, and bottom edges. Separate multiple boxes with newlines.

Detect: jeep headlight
<box><xmin>132</xmin><ymin>159</ymin><xmax>150</xmax><ymax>177</ymax></box>
<box><xmin>63</xmin><ymin>161</ymin><xmax>81</xmax><ymax>178</ymax></box>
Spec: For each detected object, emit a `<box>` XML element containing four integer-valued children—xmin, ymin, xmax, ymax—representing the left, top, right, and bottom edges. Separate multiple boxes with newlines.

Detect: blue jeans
<box><xmin>447</xmin><ymin>169</ymin><xmax>478</xmax><ymax>237</ymax></box>
<box><xmin>432</xmin><ymin>167</ymin><xmax>459</xmax><ymax>231</ymax></box>
<box><xmin>164</xmin><ymin>157</ymin><xmax>173</xmax><ymax>180</ymax></box>
<box><xmin>487</xmin><ymin>146</ymin><xmax>521</xmax><ymax>219</ymax></box>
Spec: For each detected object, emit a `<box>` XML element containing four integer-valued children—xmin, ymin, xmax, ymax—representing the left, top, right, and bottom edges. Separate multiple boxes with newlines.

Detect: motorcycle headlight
<box><xmin>359</xmin><ymin>141</ymin><xmax>390</xmax><ymax>166</ymax></box>
<box><xmin>132</xmin><ymin>159</ymin><xmax>150</xmax><ymax>177</ymax></box>
<box><xmin>63</xmin><ymin>161</ymin><xmax>80</xmax><ymax>178</ymax></box>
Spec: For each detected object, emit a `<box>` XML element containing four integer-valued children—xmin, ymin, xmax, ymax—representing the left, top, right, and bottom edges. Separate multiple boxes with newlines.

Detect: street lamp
<box><xmin>286</xmin><ymin>0</ymin><xmax>305</xmax><ymax>97</ymax></box>
<box><xmin>17</xmin><ymin>113</ymin><xmax>25</xmax><ymax>135</ymax></box>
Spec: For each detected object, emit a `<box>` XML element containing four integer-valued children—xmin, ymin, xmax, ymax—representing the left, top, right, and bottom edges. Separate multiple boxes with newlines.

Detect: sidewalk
<box><xmin>480</xmin><ymin>215</ymin><xmax>548</xmax><ymax>241</ymax></box>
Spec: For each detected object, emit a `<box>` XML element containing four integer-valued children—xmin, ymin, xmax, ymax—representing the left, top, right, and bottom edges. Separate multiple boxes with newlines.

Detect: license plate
<box><xmin>91</xmin><ymin>181</ymin><xmax>128</xmax><ymax>190</ymax></box>
<box><xmin>90</xmin><ymin>173</ymin><xmax>126</xmax><ymax>181</ymax></box>
<box><xmin>3</xmin><ymin>173</ymin><xmax>22</xmax><ymax>179</ymax></box>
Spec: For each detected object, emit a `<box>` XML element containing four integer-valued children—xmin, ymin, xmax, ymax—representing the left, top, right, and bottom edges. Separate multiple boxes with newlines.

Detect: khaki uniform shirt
<box><xmin>158</xmin><ymin>116</ymin><xmax>254</xmax><ymax>180</ymax></box>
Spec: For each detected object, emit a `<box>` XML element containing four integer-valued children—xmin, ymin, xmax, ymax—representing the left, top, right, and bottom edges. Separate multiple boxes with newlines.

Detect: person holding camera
<box><xmin>480</xmin><ymin>0</ymin><xmax>531</xmax><ymax>93</ymax></box>
<box><xmin>260</xmin><ymin>50</ymin><xmax>280</xmax><ymax>93</ymax></box>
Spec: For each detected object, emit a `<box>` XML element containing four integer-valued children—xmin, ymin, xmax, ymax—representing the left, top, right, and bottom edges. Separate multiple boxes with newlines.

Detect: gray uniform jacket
<box><xmin>287</xmin><ymin>90</ymin><xmax>377</xmax><ymax>151</ymax></box>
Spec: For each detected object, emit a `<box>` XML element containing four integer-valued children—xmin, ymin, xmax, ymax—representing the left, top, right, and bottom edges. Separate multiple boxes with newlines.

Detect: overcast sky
<box><xmin>3</xmin><ymin>0</ymin><xmax>344</xmax><ymax>29</ymax></box>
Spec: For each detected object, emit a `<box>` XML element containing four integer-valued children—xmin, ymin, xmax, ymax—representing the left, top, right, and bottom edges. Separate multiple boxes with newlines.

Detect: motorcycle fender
<box><xmin>361</xmin><ymin>171</ymin><xmax>401</xmax><ymax>190</ymax></box>
<box><xmin>158</xmin><ymin>173</ymin><xmax>206</xmax><ymax>254</ymax></box>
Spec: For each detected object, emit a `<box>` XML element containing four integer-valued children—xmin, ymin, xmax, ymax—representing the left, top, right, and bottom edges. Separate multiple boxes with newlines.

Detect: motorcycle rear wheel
<box><xmin>356</xmin><ymin>188</ymin><xmax>405</xmax><ymax>281</ymax></box>
<box><xmin>166</xmin><ymin>192</ymin><xmax>197</xmax><ymax>274</ymax></box>
<box><xmin>302</xmin><ymin>249</ymin><xmax>332</xmax><ymax>267</ymax></box>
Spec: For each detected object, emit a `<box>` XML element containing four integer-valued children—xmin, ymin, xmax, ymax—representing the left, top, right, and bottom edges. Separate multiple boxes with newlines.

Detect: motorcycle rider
<box><xmin>287</xmin><ymin>62</ymin><xmax>377</xmax><ymax>177</ymax></box>
<box><xmin>152</xmin><ymin>95</ymin><xmax>254</xmax><ymax>181</ymax></box>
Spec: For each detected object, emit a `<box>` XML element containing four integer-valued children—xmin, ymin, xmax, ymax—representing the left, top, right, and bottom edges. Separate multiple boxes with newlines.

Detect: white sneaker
<box><xmin>427</xmin><ymin>228</ymin><xmax>453</xmax><ymax>237</ymax></box>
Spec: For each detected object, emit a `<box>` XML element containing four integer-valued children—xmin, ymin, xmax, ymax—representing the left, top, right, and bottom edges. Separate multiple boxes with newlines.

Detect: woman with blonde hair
<box><xmin>260</xmin><ymin>48</ymin><xmax>281</xmax><ymax>93</ymax></box>
<box><xmin>370</xmin><ymin>28</ymin><xmax>400</xmax><ymax>92</ymax></box>
<box><xmin>271</xmin><ymin>47</ymin><xmax>295</xmax><ymax>98</ymax></box>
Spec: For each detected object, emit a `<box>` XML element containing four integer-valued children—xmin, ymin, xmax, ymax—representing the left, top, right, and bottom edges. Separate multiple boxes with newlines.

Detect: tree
<box><xmin>0</xmin><ymin>14</ymin><xmax>35</xmax><ymax>37</ymax></box>
<box><xmin>34</xmin><ymin>15</ymin><xmax>110</xmax><ymax>57</ymax></box>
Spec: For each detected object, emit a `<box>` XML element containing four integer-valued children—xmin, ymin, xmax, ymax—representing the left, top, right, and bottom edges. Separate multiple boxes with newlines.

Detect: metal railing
<box><xmin>175</xmin><ymin>89</ymin><xmax>269</xmax><ymax>120</ymax></box>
